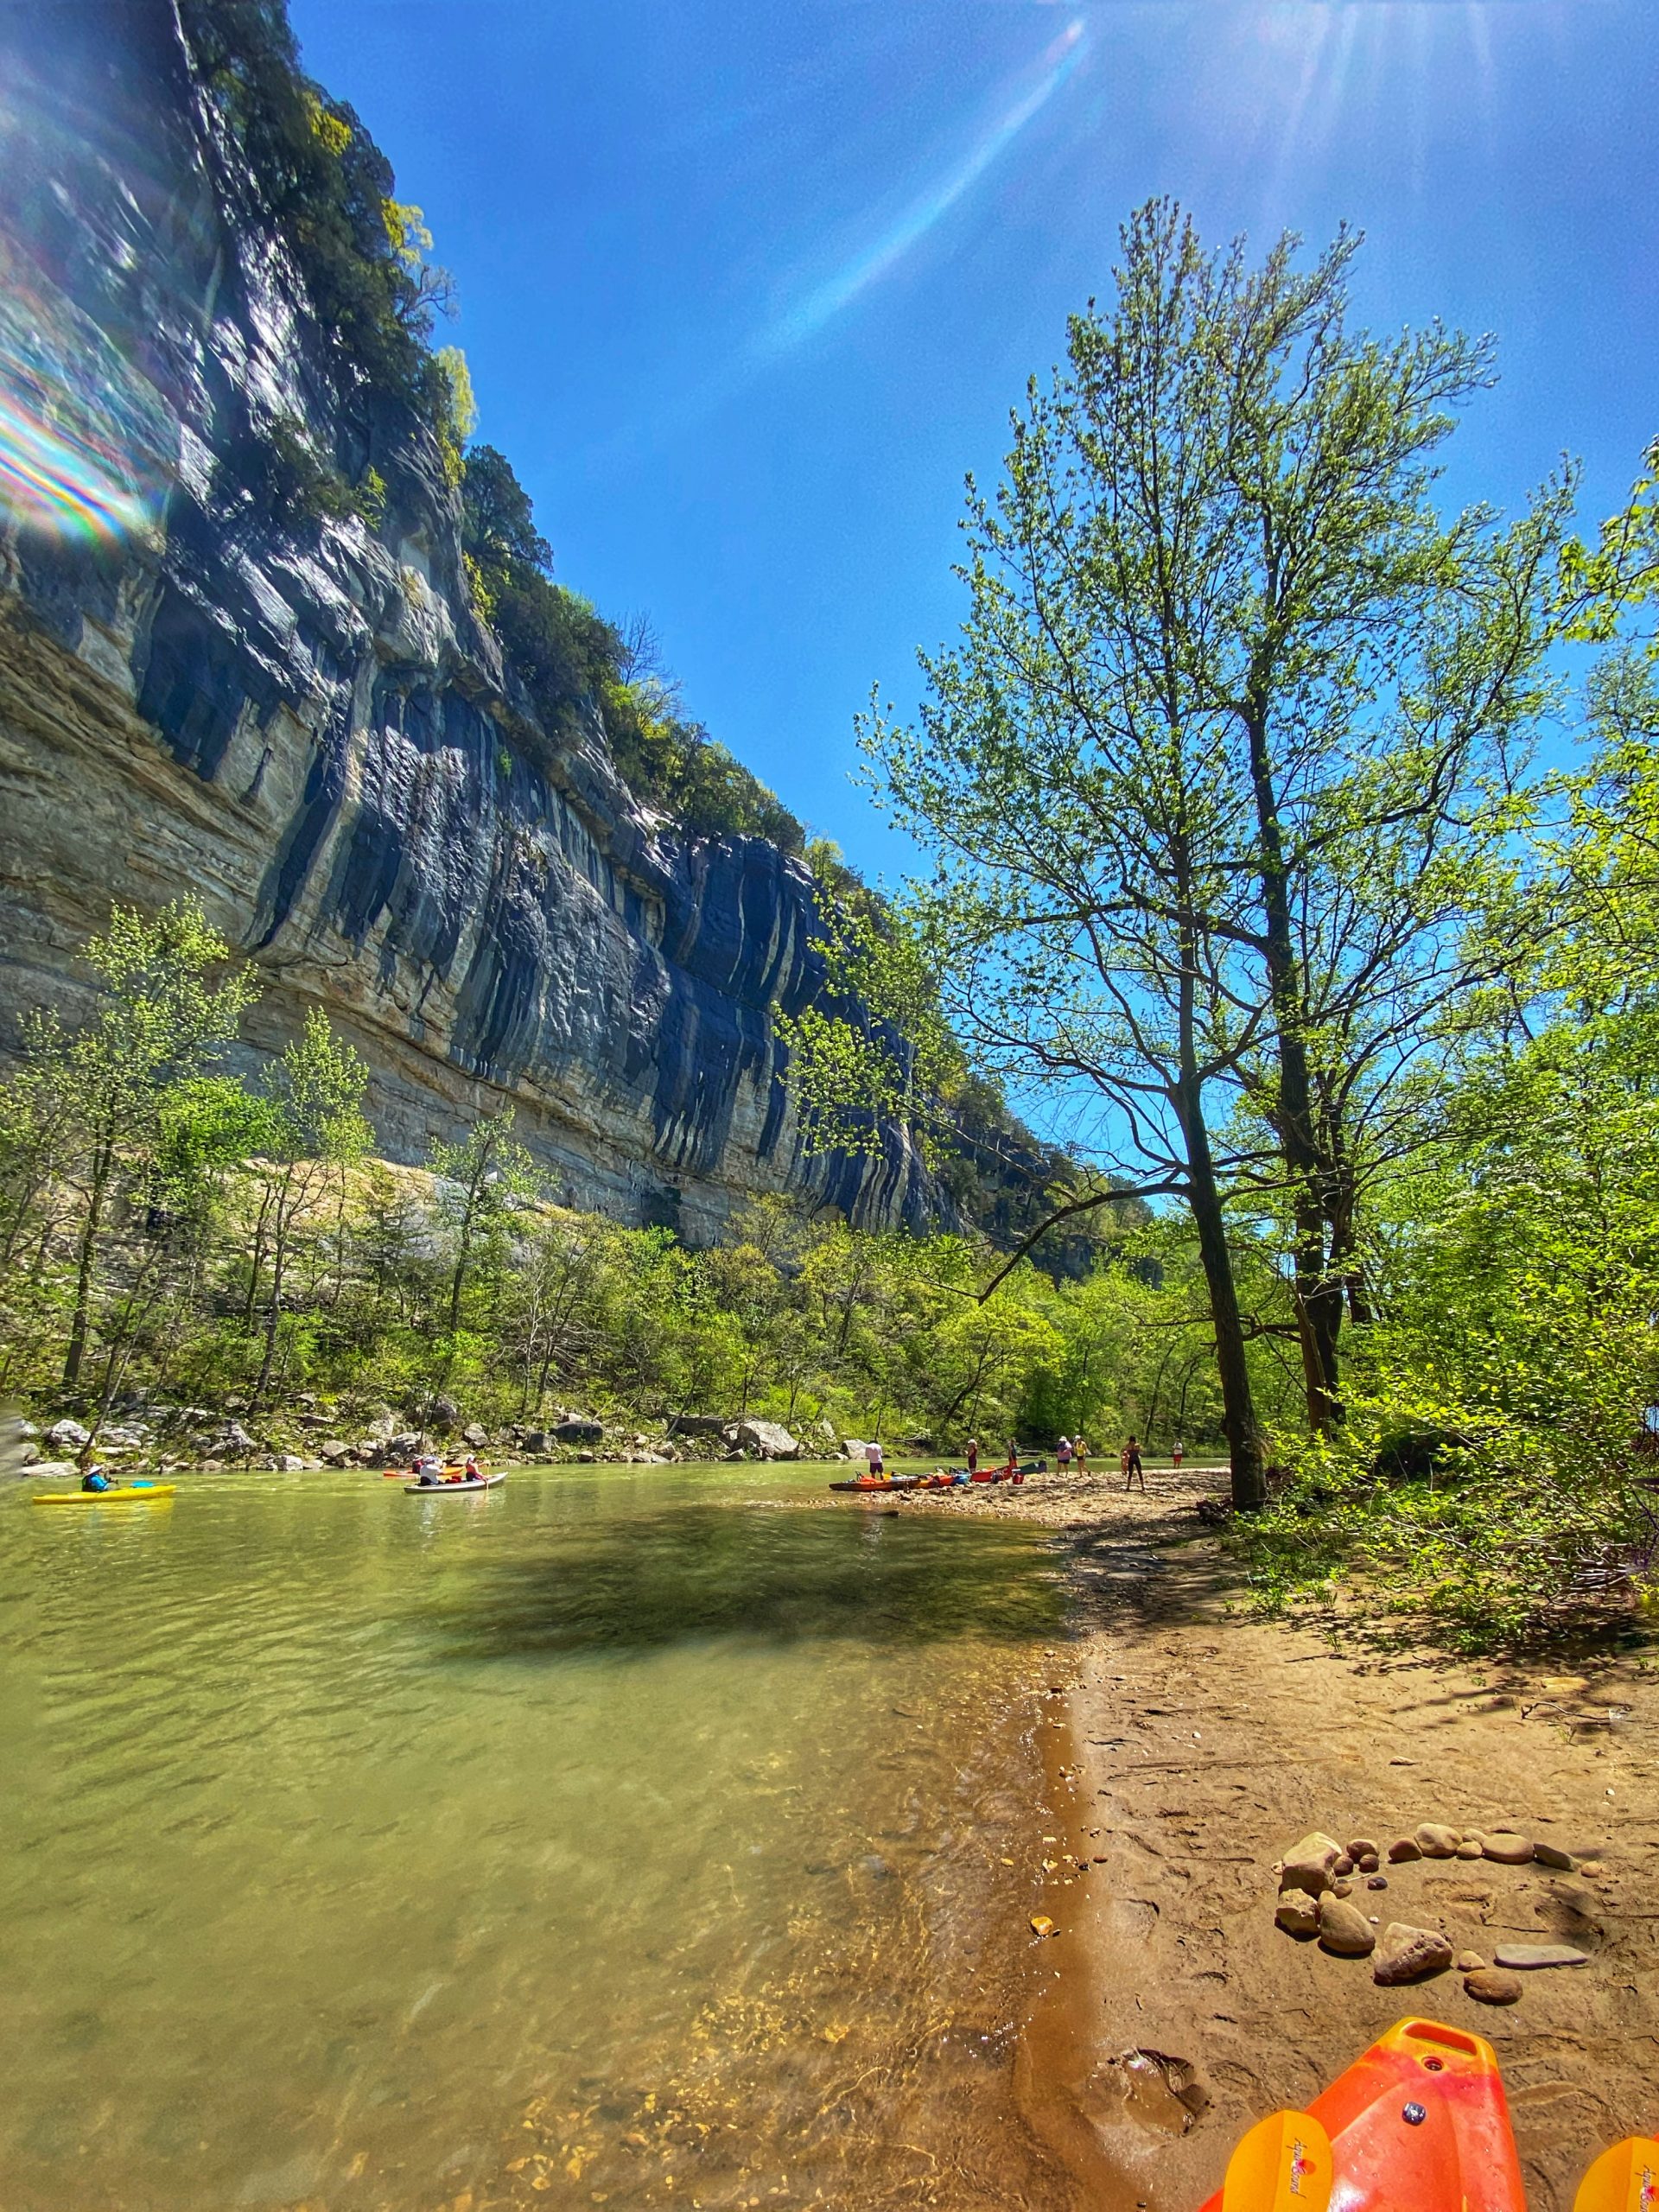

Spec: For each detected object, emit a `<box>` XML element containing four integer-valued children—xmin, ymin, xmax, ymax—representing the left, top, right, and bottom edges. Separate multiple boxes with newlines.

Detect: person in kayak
<box><xmin>80</xmin><ymin>1464</ymin><xmax>115</xmax><ymax>1492</ymax></box>
<box><xmin>416</xmin><ymin>1461</ymin><xmax>444</xmax><ymax>1486</ymax></box>
<box><xmin>1122</xmin><ymin>1434</ymin><xmax>1145</xmax><ymax>1491</ymax></box>
<box><xmin>463</xmin><ymin>1455</ymin><xmax>481</xmax><ymax>1482</ymax></box>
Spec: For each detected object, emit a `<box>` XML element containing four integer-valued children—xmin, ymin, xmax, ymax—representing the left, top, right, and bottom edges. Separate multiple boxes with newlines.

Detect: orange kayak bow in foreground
<box><xmin>1205</xmin><ymin>2016</ymin><xmax>1659</xmax><ymax>2212</ymax></box>
<box><xmin>1201</xmin><ymin>2018</ymin><xmax>1524</xmax><ymax>2212</ymax></box>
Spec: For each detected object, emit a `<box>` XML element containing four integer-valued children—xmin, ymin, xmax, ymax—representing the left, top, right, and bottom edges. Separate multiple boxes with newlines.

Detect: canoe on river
<box><xmin>33</xmin><ymin>1484</ymin><xmax>176</xmax><ymax>1506</ymax></box>
<box><xmin>404</xmin><ymin>1473</ymin><xmax>505</xmax><ymax>1494</ymax></box>
<box><xmin>382</xmin><ymin>1465</ymin><xmax>486</xmax><ymax>1479</ymax></box>
<box><xmin>828</xmin><ymin>1474</ymin><xmax>922</xmax><ymax>1494</ymax></box>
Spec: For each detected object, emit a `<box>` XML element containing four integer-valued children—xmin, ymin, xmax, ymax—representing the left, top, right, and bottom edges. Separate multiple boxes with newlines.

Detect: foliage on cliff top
<box><xmin>178</xmin><ymin>0</ymin><xmax>454</xmax><ymax>429</ymax></box>
<box><xmin>175</xmin><ymin>5</ymin><xmax>815</xmax><ymax>855</ymax></box>
<box><xmin>459</xmin><ymin>444</ymin><xmax>806</xmax><ymax>849</ymax></box>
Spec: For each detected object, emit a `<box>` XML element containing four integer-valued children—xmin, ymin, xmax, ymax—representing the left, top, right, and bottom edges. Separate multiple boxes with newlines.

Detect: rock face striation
<box><xmin>0</xmin><ymin>3</ymin><xmax>933</xmax><ymax>1241</ymax></box>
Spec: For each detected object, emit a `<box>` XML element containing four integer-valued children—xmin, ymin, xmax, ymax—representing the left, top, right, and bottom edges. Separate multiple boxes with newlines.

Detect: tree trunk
<box><xmin>62</xmin><ymin>1138</ymin><xmax>113</xmax><ymax>1392</ymax></box>
<box><xmin>1243</xmin><ymin>697</ymin><xmax>1343</xmax><ymax>1430</ymax></box>
<box><xmin>1179</xmin><ymin>1091</ymin><xmax>1267</xmax><ymax>1511</ymax></box>
<box><xmin>253</xmin><ymin>1170</ymin><xmax>296</xmax><ymax>1408</ymax></box>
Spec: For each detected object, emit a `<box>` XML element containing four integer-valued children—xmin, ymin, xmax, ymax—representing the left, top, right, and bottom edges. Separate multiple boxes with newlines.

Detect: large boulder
<box><xmin>733</xmin><ymin>1421</ymin><xmax>800</xmax><ymax>1461</ymax></box>
<box><xmin>45</xmin><ymin>1418</ymin><xmax>92</xmax><ymax>1452</ymax></box>
<box><xmin>429</xmin><ymin>1395</ymin><xmax>461</xmax><ymax>1433</ymax></box>
<box><xmin>666</xmin><ymin>1413</ymin><xmax>729</xmax><ymax>1438</ymax></box>
<box><xmin>377</xmin><ymin>1433</ymin><xmax>423</xmax><ymax>1468</ymax></box>
<box><xmin>210</xmin><ymin>1422</ymin><xmax>257</xmax><ymax>1459</ymax></box>
<box><xmin>554</xmin><ymin>1418</ymin><xmax>604</xmax><ymax>1446</ymax></box>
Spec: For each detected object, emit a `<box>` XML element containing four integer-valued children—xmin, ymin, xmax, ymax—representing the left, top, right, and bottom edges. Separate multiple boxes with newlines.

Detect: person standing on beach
<box><xmin>1073</xmin><ymin>1435</ymin><xmax>1089</xmax><ymax>1474</ymax></box>
<box><xmin>966</xmin><ymin>1437</ymin><xmax>979</xmax><ymax>1472</ymax></box>
<box><xmin>1172</xmin><ymin>1436</ymin><xmax>1184</xmax><ymax>1470</ymax></box>
<box><xmin>865</xmin><ymin>1439</ymin><xmax>885</xmax><ymax>1478</ymax></box>
<box><xmin>1123</xmin><ymin>1435</ymin><xmax>1145</xmax><ymax>1491</ymax></box>
<box><xmin>1057</xmin><ymin>1435</ymin><xmax>1073</xmax><ymax>1473</ymax></box>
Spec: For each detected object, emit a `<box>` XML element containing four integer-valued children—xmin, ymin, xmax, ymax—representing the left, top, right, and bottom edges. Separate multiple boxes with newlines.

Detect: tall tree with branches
<box><xmin>788</xmin><ymin>200</ymin><xmax>1565</xmax><ymax>1504</ymax></box>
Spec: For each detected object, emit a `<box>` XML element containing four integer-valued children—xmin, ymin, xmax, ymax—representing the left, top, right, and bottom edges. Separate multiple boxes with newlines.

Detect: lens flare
<box><xmin>770</xmin><ymin>17</ymin><xmax>1089</xmax><ymax>352</ymax></box>
<box><xmin>0</xmin><ymin>238</ymin><xmax>173</xmax><ymax>547</ymax></box>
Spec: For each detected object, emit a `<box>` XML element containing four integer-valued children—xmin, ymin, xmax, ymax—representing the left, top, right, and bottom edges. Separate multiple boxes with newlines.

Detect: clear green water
<box><xmin>1</xmin><ymin>1466</ymin><xmax>1071</xmax><ymax>2212</ymax></box>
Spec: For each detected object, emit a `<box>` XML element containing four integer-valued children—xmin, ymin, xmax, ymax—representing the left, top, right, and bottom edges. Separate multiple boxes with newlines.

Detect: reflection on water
<box><xmin>1</xmin><ymin>1466</ymin><xmax>1072</xmax><ymax>2212</ymax></box>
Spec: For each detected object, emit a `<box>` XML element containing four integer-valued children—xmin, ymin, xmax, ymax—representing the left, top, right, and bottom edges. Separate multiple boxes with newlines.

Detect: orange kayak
<box><xmin>1199</xmin><ymin>2019</ymin><xmax>1524</xmax><ymax>2212</ymax></box>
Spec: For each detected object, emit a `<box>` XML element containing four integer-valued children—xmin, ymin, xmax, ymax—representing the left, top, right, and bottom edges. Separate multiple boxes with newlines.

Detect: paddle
<box><xmin>1573</xmin><ymin>2138</ymin><xmax>1659</xmax><ymax>2212</ymax></box>
<box><xmin>1221</xmin><ymin>2110</ymin><xmax>1334</xmax><ymax>2212</ymax></box>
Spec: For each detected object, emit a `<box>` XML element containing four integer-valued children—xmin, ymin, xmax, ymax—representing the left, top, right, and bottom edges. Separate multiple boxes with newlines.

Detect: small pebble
<box><xmin>1465</xmin><ymin>1968</ymin><xmax>1523</xmax><ymax>2005</ymax></box>
<box><xmin>1481</xmin><ymin>1834</ymin><xmax>1535</xmax><ymax>1866</ymax></box>
<box><xmin>1331</xmin><ymin>1878</ymin><xmax>1354</xmax><ymax>1898</ymax></box>
<box><xmin>1357</xmin><ymin>1852</ymin><xmax>1380</xmax><ymax>1873</ymax></box>
<box><xmin>1030</xmin><ymin>1915</ymin><xmax>1056</xmax><ymax>1938</ymax></box>
<box><xmin>1333</xmin><ymin>1853</ymin><xmax>1355</xmax><ymax>1878</ymax></box>
<box><xmin>1455</xmin><ymin>1840</ymin><xmax>1484</xmax><ymax>1860</ymax></box>
<box><xmin>1346</xmin><ymin>1837</ymin><xmax>1380</xmax><ymax>1861</ymax></box>
<box><xmin>1533</xmin><ymin>1843</ymin><xmax>1576</xmax><ymax>1872</ymax></box>
<box><xmin>1457</xmin><ymin>1951</ymin><xmax>1488</xmax><ymax>1973</ymax></box>
<box><xmin>1389</xmin><ymin>1837</ymin><xmax>1423</xmax><ymax>1864</ymax></box>
<box><xmin>1414</xmin><ymin>1824</ymin><xmax>1461</xmax><ymax>1859</ymax></box>
<box><xmin>1367</xmin><ymin>1875</ymin><xmax>1389</xmax><ymax>1891</ymax></box>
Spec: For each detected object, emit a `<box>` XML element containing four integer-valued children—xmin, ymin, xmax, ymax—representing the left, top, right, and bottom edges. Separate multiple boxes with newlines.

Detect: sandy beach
<box><xmin>899</xmin><ymin>1462</ymin><xmax>1659</xmax><ymax>2212</ymax></box>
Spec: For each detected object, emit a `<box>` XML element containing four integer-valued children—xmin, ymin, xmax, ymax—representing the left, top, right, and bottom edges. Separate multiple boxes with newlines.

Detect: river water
<box><xmin>1</xmin><ymin>1465</ymin><xmax>1076</xmax><ymax>2212</ymax></box>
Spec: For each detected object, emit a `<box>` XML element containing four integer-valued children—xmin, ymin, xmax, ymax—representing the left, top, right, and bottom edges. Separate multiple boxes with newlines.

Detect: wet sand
<box><xmin>899</xmin><ymin>1462</ymin><xmax>1659</xmax><ymax>2212</ymax></box>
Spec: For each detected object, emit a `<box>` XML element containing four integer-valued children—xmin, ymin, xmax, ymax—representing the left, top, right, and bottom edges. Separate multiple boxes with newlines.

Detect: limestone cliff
<box><xmin>0</xmin><ymin>2</ymin><xmax>934</xmax><ymax>1240</ymax></box>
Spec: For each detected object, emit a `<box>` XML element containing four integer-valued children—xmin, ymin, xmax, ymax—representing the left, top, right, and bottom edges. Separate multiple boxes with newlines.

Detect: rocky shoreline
<box><xmin>892</xmin><ymin>1464</ymin><xmax>1659</xmax><ymax>2212</ymax></box>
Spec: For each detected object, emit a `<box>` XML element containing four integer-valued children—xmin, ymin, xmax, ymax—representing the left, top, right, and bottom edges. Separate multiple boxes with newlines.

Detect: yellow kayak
<box><xmin>32</xmin><ymin>1484</ymin><xmax>176</xmax><ymax>1505</ymax></box>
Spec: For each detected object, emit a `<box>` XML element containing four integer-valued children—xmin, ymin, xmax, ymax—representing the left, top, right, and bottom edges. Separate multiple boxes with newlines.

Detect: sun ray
<box><xmin>767</xmin><ymin>17</ymin><xmax>1089</xmax><ymax>353</ymax></box>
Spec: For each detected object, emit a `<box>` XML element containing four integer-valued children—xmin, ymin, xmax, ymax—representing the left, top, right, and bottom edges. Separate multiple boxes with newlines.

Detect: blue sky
<box><xmin>289</xmin><ymin>0</ymin><xmax>1658</xmax><ymax>883</ymax></box>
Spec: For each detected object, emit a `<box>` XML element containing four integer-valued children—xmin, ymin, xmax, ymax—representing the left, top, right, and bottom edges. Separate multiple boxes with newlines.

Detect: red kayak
<box><xmin>1198</xmin><ymin>2019</ymin><xmax>1524</xmax><ymax>2212</ymax></box>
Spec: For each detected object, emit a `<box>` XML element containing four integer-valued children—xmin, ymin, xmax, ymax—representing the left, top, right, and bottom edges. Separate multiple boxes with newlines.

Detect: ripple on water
<box><xmin>2</xmin><ymin>1467</ymin><xmax>1073</xmax><ymax>2211</ymax></box>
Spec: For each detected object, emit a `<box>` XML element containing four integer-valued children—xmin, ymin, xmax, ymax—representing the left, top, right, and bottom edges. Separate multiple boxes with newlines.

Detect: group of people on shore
<box><xmin>858</xmin><ymin>1432</ymin><xmax>1185</xmax><ymax>1488</ymax></box>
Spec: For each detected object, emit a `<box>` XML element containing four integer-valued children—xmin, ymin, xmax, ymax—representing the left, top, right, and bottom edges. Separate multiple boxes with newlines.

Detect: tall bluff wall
<box><xmin>0</xmin><ymin>3</ymin><xmax>933</xmax><ymax>1241</ymax></box>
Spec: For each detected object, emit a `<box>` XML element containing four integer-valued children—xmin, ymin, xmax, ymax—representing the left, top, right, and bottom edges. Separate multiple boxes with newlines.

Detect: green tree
<box><xmin>45</xmin><ymin>899</ymin><xmax>256</xmax><ymax>1394</ymax></box>
<box><xmin>429</xmin><ymin>1108</ymin><xmax>539</xmax><ymax>1338</ymax></box>
<box><xmin>246</xmin><ymin>1009</ymin><xmax>372</xmax><ymax>1406</ymax></box>
<box><xmin>798</xmin><ymin>202</ymin><xmax>1564</xmax><ymax>1505</ymax></box>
